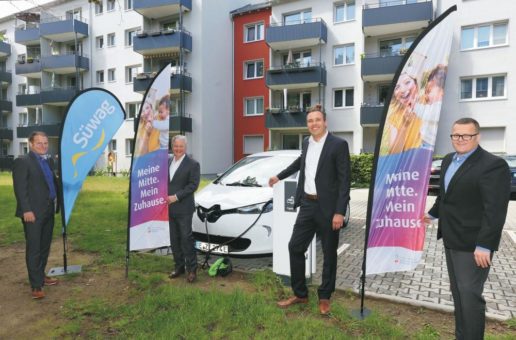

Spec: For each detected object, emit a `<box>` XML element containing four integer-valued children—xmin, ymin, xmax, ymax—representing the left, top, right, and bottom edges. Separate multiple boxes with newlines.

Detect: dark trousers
<box><xmin>169</xmin><ymin>213</ymin><xmax>197</xmax><ymax>272</ymax></box>
<box><xmin>289</xmin><ymin>198</ymin><xmax>340</xmax><ymax>300</ymax></box>
<box><xmin>445</xmin><ymin>248</ymin><xmax>492</xmax><ymax>340</ymax></box>
<box><xmin>23</xmin><ymin>203</ymin><xmax>55</xmax><ymax>289</ymax></box>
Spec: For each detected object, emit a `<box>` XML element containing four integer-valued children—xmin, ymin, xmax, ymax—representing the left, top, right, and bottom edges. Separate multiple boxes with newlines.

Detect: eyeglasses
<box><xmin>450</xmin><ymin>133</ymin><xmax>478</xmax><ymax>141</ymax></box>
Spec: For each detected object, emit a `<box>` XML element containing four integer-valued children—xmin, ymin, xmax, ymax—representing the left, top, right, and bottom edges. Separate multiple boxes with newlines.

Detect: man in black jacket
<box><xmin>425</xmin><ymin>118</ymin><xmax>510</xmax><ymax>340</ymax></box>
<box><xmin>269</xmin><ymin>106</ymin><xmax>351</xmax><ymax>315</ymax></box>
<box><xmin>13</xmin><ymin>131</ymin><xmax>59</xmax><ymax>299</ymax></box>
<box><xmin>167</xmin><ymin>135</ymin><xmax>200</xmax><ymax>283</ymax></box>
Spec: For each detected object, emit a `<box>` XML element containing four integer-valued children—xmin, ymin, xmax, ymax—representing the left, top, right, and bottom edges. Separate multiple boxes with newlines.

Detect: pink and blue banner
<box><xmin>60</xmin><ymin>88</ymin><xmax>125</xmax><ymax>225</ymax></box>
<box><xmin>365</xmin><ymin>7</ymin><xmax>456</xmax><ymax>275</ymax></box>
<box><xmin>129</xmin><ymin>64</ymin><xmax>171</xmax><ymax>251</ymax></box>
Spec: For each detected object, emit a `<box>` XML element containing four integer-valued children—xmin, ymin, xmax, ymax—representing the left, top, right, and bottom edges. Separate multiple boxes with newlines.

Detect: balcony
<box><xmin>363</xmin><ymin>0</ymin><xmax>433</xmax><ymax>36</ymax></box>
<box><xmin>17</xmin><ymin>123</ymin><xmax>61</xmax><ymax>138</ymax></box>
<box><xmin>0</xmin><ymin>99</ymin><xmax>13</xmax><ymax>112</ymax></box>
<box><xmin>133</xmin><ymin>29</ymin><xmax>192</xmax><ymax>56</ymax></box>
<box><xmin>266</xmin><ymin>18</ymin><xmax>327</xmax><ymax>50</ymax></box>
<box><xmin>133</xmin><ymin>71</ymin><xmax>192</xmax><ymax>94</ymax></box>
<box><xmin>266</xmin><ymin>62</ymin><xmax>326</xmax><ymax>90</ymax></box>
<box><xmin>0</xmin><ymin>70</ymin><xmax>12</xmax><ymax>84</ymax></box>
<box><xmin>265</xmin><ymin>108</ymin><xmax>307</xmax><ymax>129</ymax></box>
<box><xmin>41</xmin><ymin>53</ymin><xmax>89</xmax><ymax>74</ymax></box>
<box><xmin>14</xmin><ymin>25</ymin><xmax>40</xmax><ymax>45</ymax></box>
<box><xmin>360</xmin><ymin>104</ymin><xmax>385</xmax><ymax>126</ymax></box>
<box><xmin>16</xmin><ymin>87</ymin><xmax>42</xmax><ymax>107</ymax></box>
<box><xmin>0</xmin><ymin>128</ymin><xmax>13</xmax><ymax>140</ymax></box>
<box><xmin>39</xmin><ymin>17</ymin><xmax>88</xmax><ymax>42</ymax></box>
<box><xmin>361</xmin><ymin>53</ymin><xmax>403</xmax><ymax>81</ymax></box>
<box><xmin>0</xmin><ymin>40</ymin><xmax>11</xmax><ymax>57</ymax></box>
<box><xmin>15</xmin><ymin>59</ymin><xmax>43</xmax><ymax>77</ymax></box>
<box><xmin>134</xmin><ymin>0</ymin><xmax>192</xmax><ymax>19</ymax></box>
<box><xmin>16</xmin><ymin>86</ymin><xmax>78</xmax><ymax>107</ymax></box>
<box><xmin>170</xmin><ymin>115</ymin><xmax>192</xmax><ymax>133</ymax></box>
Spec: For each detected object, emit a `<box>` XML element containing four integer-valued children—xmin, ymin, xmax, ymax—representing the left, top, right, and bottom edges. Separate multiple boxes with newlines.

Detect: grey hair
<box><xmin>172</xmin><ymin>134</ymin><xmax>187</xmax><ymax>146</ymax></box>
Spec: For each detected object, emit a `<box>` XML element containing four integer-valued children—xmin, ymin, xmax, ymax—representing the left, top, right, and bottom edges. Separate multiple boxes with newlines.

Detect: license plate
<box><xmin>196</xmin><ymin>241</ymin><xmax>228</xmax><ymax>254</ymax></box>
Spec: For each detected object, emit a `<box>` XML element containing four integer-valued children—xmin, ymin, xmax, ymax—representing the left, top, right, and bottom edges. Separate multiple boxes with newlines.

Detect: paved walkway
<box><xmin>205</xmin><ymin>189</ymin><xmax>516</xmax><ymax>321</ymax></box>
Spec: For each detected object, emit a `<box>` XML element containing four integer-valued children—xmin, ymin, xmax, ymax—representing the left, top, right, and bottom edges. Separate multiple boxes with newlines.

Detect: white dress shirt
<box><xmin>169</xmin><ymin>154</ymin><xmax>186</xmax><ymax>182</ymax></box>
<box><xmin>304</xmin><ymin>131</ymin><xmax>328</xmax><ymax>195</ymax></box>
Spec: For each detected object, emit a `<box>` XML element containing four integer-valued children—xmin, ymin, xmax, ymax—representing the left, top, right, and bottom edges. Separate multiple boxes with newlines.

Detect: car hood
<box><xmin>195</xmin><ymin>183</ymin><xmax>272</xmax><ymax>210</ymax></box>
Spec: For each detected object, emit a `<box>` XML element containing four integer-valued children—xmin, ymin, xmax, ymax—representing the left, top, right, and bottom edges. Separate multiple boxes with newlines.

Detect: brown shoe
<box><xmin>44</xmin><ymin>276</ymin><xmax>59</xmax><ymax>286</ymax></box>
<box><xmin>169</xmin><ymin>269</ymin><xmax>185</xmax><ymax>279</ymax></box>
<box><xmin>186</xmin><ymin>271</ymin><xmax>197</xmax><ymax>283</ymax></box>
<box><xmin>319</xmin><ymin>299</ymin><xmax>330</xmax><ymax>315</ymax></box>
<box><xmin>277</xmin><ymin>296</ymin><xmax>308</xmax><ymax>308</ymax></box>
<box><xmin>31</xmin><ymin>288</ymin><xmax>45</xmax><ymax>300</ymax></box>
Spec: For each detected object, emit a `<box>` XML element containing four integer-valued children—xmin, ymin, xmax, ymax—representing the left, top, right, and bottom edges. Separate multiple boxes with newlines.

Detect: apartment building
<box><xmin>232</xmin><ymin>0</ymin><xmax>515</xmax><ymax>159</ymax></box>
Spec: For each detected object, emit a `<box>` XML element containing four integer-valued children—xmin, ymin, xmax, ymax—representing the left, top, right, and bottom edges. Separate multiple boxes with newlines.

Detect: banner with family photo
<box><xmin>128</xmin><ymin>64</ymin><xmax>171</xmax><ymax>251</ymax></box>
<box><xmin>365</xmin><ymin>7</ymin><xmax>457</xmax><ymax>275</ymax></box>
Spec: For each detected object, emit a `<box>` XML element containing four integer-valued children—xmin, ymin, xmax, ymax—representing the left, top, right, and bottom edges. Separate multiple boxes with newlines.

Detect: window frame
<box><xmin>124</xmin><ymin>0</ymin><xmax>133</xmax><ymax>10</ymax></box>
<box><xmin>125</xmin><ymin>138</ymin><xmax>134</xmax><ymax>156</ymax></box>
<box><xmin>108</xmin><ymin>68</ymin><xmax>116</xmax><ymax>82</ymax></box>
<box><xmin>244</xmin><ymin>97</ymin><xmax>265</xmax><ymax>116</ymax></box>
<box><xmin>460</xmin><ymin>21</ymin><xmax>509</xmax><ymax>51</ymax></box>
<box><xmin>107</xmin><ymin>33</ymin><xmax>115</xmax><ymax>47</ymax></box>
<box><xmin>244</xmin><ymin>59</ymin><xmax>264</xmax><ymax>80</ymax></box>
<box><xmin>96</xmin><ymin>70</ymin><xmax>105</xmax><ymax>84</ymax></box>
<box><xmin>125</xmin><ymin>64</ymin><xmax>141</xmax><ymax>83</ymax></box>
<box><xmin>244</xmin><ymin>22</ymin><xmax>265</xmax><ymax>43</ymax></box>
<box><xmin>96</xmin><ymin>35</ymin><xmax>104</xmax><ymax>49</ymax></box>
<box><xmin>459</xmin><ymin>74</ymin><xmax>507</xmax><ymax>101</ymax></box>
<box><xmin>125</xmin><ymin>102</ymin><xmax>141</xmax><ymax>119</ymax></box>
<box><xmin>125</xmin><ymin>28</ymin><xmax>139</xmax><ymax>47</ymax></box>
<box><xmin>333</xmin><ymin>43</ymin><xmax>355</xmax><ymax>66</ymax></box>
<box><xmin>107</xmin><ymin>0</ymin><xmax>116</xmax><ymax>12</ymax></box>
<box><xmin>243</xmin><ymin>135</ymin><xmax>264</xmax><ymax>155</ymax></box>
<box><xmin>334</xmin><ymin>1</ymin><xmax>355</xmax><ymax>23</ymax></box>
<box><xmin>333</xmin><ymin>88</ymin><xmax>355</xmax><ymax>108</ymax></box>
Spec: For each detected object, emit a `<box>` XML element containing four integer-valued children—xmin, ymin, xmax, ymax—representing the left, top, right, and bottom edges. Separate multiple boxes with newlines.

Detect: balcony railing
<box><xmin>364</xmin><ymin>0</ymin><xmax>431</xmax><ymax>9</ymax></box>
<box><xmin>39</xmin><ymin>15</ymin><xmax>88</xmax><ymax>24</ymax></box>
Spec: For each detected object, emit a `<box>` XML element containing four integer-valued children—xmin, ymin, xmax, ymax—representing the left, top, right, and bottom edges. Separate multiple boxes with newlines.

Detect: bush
<box><xmin>350</xmin><ymin>153</ymin><xmax>373</xmax><ymax>187</ymax></box>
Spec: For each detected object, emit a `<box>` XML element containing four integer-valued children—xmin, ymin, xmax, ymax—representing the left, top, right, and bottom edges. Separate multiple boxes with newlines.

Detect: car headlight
<box><xmin>236</xmin><ymin>201</ymin><xmax>273</xmax><ymax>214</ymax></box>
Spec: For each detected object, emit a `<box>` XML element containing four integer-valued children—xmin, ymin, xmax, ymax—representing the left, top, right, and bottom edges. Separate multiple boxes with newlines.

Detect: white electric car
<box><xmin>192</xmin><ymin>150</ymin><xmax>300</xmax><ymax>256</ymax></box>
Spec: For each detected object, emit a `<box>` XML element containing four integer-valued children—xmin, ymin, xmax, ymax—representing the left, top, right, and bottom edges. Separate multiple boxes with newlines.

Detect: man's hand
<box><xmin>423</xmin><ymin>213</ymin><xmax>435</xmax><ymax>226</ymax></box>
<box><xmin>474</xmin><ymin>248</ymin><xmax>491</xmax><ymax>268</ymax></box>
<box><xmin>168</xmin><ymin>195</ymin><xmax>178</xmax><ymax>204</ymax></box>
<box><xmin>268</xmin><ymin>176</ymin><xmax>279</xmax><ymax>187</ymax></box>
<box><xmin>23</xmin><ymin>211</ymin><xmax>36</xmax><ymax>223</ymax></box>
<box><xmin>332</xmin><ymin>213</ymin><xmax>345</xmax><ymax>231</ymax></box>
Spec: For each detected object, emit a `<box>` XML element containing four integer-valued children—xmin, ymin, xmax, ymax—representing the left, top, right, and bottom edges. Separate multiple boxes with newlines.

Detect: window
<box><xmin>108</xmin><ymin>68</ymin><xmax>116</xmax><ymax>82</ymax></box>
<box><xmin>66</xmin><ymin>8</ymin><xmax>82</xmax><ymax>20</ymax></box>
<box><xmin>245</xmin><ymin>97</ymin><xmax>264</xmax><ymax>116</ymax></box>
<box><xmin>107</xmin><ymin>33</ymin><xmax>115</xmax><ymax>47</ymax></box>
<box><xmin>95</xmin><ymin>2</ymin><xmax>103</xmax><ymax>14</ymax></box>
<box><xmin>96</xmin><ymin>36</ymin><xmax>104</xmax><ymax>49</ymax></box>
<box><xmin>19</xmin><ymin>112</ymin><xmax>28</xmax><ymax>126</ymax></box>
<box><xmin>125</xmin><ymin>65</ymin><xmax>141</xmax><ymax>83</ymax></box>
<box><xmin>125</xmin><ymin>139</ymin><xmax>134</xmax><ymax>156</ymax></box>
<box><xmin>243</xmin><ymin>136</ymin><xmax>264</xmax><ymax>155</ymax></box>
<box><xmin>124</xmin><ymin>0</ymin><xmax>132</xmax><ymax>10</ymax></box>
<box><xmin>125</xmin><ymin>102</ymin><xmax>141</xmax><ymax>119</ymax></box>
<box><xmin>460</xmin><ymin>75</ymin><xmax>506</xmax><ymax>100</ymax></box>
<box><xmin>245</xmin><ymin>22</ymin><xmax>264</xmax><ymax>42</ymax></box>
<box><xmin>379</xmin><ymin>36</ymin><xmax>415</xmax><ymax>57</ymax></box>
<box><xmin>96</xmin><ymin>70</ymin><xmax>104</xmax><ymax>84</ymax></box>
<box><xmin>282</xmin><ymin>134</ymin><xmax>309</xmax><ymax>150</ymax></box>
<box><xmin>461</xmin><ymin>22</ymin><xmax>508</xmax><ymax>50</ymax></box>
<box><xmin>334</xmin><ymin>44</ymin><xmax>354</xmax><ymax>65</ymax></box>
<box><xmin>109</xmin><ymin>139</ymin><xmax>117</xmax><ymax>152</ymax></box>
<box><xmin>334</xmin><ymin>1</ymin><xmax>355</xmax><ymax>23</ymax></box>
<box><xmin>162</xmin><ymin>21</ymin><xmax>177</xmax><ymax>31</ymax></box>
<box><xmin>244</xmin><ymin>60</ymin><xmax>264</xmax><ymax>79</ymax></box>
<box><xmin>282</xmin><ymin>50</ymin><xmax>312</xmax><ymax>67</ymax></box>
<box><xmin>125</xmin><ymin>28</ymin><xmax>138</xmax><ymax>46</ymax></box>
<box><xmin>20</xmin><ymin>142</ymin><xmax>28</xmax><ymax>155</ymax></box>
<box><xmin>334</xmin><ymin>88</ymin><xmax>354</xmax><ymax>108</ymax></box>
<box><xmin>378</xmin><ymin>84</ymin><xmax>391</xmax><ymax>105</ymax></box>
<box><xmin>107</xmin><ymin>0</ymin><xmax>115</xmax><ymax>11</ymax></box>
<box><xmin>284</xmin><ymin>10</ymin><xmax>312</xmax><ymax>25</ymax></box>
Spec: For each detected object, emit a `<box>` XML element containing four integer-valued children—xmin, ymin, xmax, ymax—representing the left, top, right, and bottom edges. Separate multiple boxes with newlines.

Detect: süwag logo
<box><xmin>70</xmin><ymin>100</ymin><xmax>116</xmax><ymax>177</ymax></box>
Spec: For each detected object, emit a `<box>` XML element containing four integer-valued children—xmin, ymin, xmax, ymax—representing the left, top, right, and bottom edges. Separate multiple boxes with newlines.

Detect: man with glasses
<box><xmin>424</xmin><ymin>118</ymin><xmax>510</xmax><ymax>340</ymax></box>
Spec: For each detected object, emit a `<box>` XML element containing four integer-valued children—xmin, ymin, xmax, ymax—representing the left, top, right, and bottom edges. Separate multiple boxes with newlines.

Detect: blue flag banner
<box><xmin>60</xmin><ymin>89</ymin><xmax>125</xmax><ymax>225</ymax></box>
<box><xmin>365</xmin><ymin>7</ymin><xmax>457</xmax><ymax>275</ymax></box>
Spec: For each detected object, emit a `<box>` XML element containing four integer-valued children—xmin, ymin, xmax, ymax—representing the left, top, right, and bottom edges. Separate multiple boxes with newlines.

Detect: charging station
<box><xmin>272</xmin><ymin>180</ymin><xmax>316</xmax><ymax>279</ymax></box>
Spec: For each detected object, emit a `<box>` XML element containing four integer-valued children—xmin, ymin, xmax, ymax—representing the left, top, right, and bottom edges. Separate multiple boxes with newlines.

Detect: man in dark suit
<box><xmin>269</xmin><ymin>106</ymin><xmax>351</xmax><ymax>315</ymax></box>
<box><xmin>425</xmin><ymin>118</ymin><xmax>510</xmax><ymax>340</ymax></box>
<box><xmin>13</xmin><ymin>131</ymin><xmax>59</xmax><ymax>299</ymax></box>
<box><xmin>167</xmin><ymin>135</ymin><xmax>200</xmax><ymax>283</ymax></box>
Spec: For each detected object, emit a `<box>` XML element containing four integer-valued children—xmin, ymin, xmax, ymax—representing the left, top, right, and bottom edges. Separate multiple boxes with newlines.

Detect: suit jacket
<box><xmin>428</xmin><ymin>146</ymin><xmax>510</xmax><ymax>251</ymax></box>
<box><xmin>168</xmin><ymin>155</ymin><xmax>200</xmax><ymax>215</ymax></box>
<box><xmin>13</xmin><ymin>152</ymin><xmax>59</xmax><ymax>219</ymax></box>
<box><xmin>277</xmin><ymin>133</ymin><xmax>351</xmax><ymax>219</ymax></box>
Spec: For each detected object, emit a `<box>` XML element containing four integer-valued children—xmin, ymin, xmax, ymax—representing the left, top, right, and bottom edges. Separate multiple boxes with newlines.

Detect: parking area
<box><xmin>205</xmin><ymin>189</ymin><xmax>516</xmax><ymax>320</ymax></box>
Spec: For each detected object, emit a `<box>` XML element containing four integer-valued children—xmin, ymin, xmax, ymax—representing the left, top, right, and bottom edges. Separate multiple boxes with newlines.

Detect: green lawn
<box><xmin>1</xmin><ymin>173</ymin><xmax>514</xmax><ymax>339</ymax></box>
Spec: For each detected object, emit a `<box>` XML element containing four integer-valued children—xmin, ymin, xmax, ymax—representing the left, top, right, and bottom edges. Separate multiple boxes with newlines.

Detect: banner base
<box><xmin>47</xmin><ymin>265</ymin><xmax>82</xmax><ymax>276</ymax></box>
<box><xmin>350</xmin><ymin>308</ymin><xmax>372</xmax><ymax>320</ymax></box>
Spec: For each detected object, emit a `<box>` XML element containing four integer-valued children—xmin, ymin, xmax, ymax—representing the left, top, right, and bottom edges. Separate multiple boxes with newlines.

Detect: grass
<box><xmin>1</xmin><ymin>172</ymin><xmax>514</xmax><ymax>338</ymax></box>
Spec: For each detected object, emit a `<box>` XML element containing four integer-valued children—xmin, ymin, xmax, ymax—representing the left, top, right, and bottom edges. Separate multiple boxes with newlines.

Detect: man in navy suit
<box><xmin>13</xmin><ymin>131</ymin><xmax>59</xmax><ymax>299</ymax></box>
<box><xmin>167</xmin><ymin>135</ymin><xmax>200</xmax><ymax>283</ymax></box>
<box><xmin>425</xmin><ymin>118</ymin><xmax>510</xmax><ymax>340</ymax></box>
<box><xmin>269</xmin><ymin>105</ymin><xmax>351</xmax><ymax>315</ymax></box>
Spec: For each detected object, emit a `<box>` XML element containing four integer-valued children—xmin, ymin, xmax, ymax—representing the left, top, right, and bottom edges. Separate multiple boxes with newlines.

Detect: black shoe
<box><xmin>169</xmin><ymin>269</ymin><xmax>185</xmax><ymax>279</ymax></box>
<box><xmin>186</xmin><ymin>270</ymin><xmax>197</xmax><ymax>283</ymax></box>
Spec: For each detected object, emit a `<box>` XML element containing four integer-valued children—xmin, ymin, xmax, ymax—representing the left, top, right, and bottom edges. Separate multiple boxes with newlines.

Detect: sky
<box><xmin>0</xmin><ymin>0</ymin><xmax>54</xmax><ymax>19</ymax></box>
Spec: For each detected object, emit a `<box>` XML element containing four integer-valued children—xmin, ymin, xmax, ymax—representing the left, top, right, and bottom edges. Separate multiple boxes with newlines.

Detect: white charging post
<box><xmin>272</xmin><ymin>180</ymin><xmax>316</xmax><ymax>279</ymax></box>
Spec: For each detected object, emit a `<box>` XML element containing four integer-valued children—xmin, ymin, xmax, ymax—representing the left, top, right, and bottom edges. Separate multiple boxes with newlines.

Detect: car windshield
<box><xmin>432</xmin><ymin>159</ymin><xmax>442</xmax><ymax>168</ymax></box>
<box><xmin>216</xmin><ymin>155</ymin><xmax>298</xmax><ymax>187</ymax></box>
<box><xmin>504</xmin><ymin>156</ymin><xmax>516</xmax><ymax>167</ymax></box>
